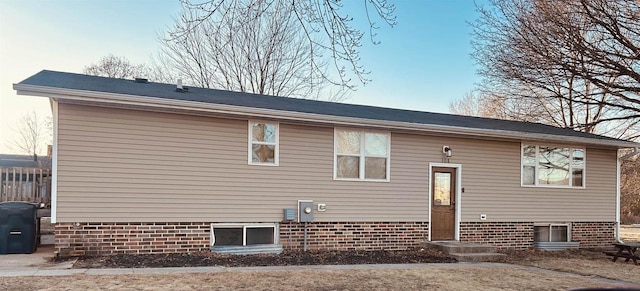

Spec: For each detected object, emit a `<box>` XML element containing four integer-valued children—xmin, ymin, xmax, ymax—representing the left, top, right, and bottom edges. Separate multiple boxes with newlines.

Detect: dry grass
<box><xmin>500</xmin><ymin>226</ymin><xmax>640</xmax><ymax>285</ymax></box>
<box><xmin>0</xmin><ymin>267</ymin><xmax>628</xmax><ymax>291</ymax></box>
<box><xmin>511</xmin><ymin>257</ymin><xmax>640</xmax><ymax>284</ymax></box>
<box><xmin>621</xmin><ymin>225</ymin><xmax>640</xmax><ymax>242</ymax></box>
<box><xmin>3</xmin><ymin>227</ymin><xmax>639</xmax><ymax>290</ymax></box>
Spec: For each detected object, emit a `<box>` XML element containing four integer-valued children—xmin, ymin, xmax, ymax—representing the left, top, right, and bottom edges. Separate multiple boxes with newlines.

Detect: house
<box><xmin>13</xmin><ymin>70</ymin><xmax>640</xmax><ymax>256</ymax></box>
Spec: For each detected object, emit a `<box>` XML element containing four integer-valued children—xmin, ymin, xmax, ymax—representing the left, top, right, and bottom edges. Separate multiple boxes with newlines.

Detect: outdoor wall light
<box><xmin>443</xmin><ymin>146</ymin><xmax>453</xmax><ymax>157</ymax></box>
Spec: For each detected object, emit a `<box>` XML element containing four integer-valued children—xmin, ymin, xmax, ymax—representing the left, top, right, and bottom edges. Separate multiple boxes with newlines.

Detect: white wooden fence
<box><xmin>0</xmin><ymin>167</ymin><xmax>51</xmax><ymax>205</ymax></box>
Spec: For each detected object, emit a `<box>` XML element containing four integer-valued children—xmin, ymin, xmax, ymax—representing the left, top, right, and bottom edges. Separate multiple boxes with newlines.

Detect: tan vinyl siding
<box><xmin>57</xmin><ymin>104</ymin><xmax>430</xmax><ymax>222</ymax></box>
<box><xmin>56</xmin><ymin>103</ymin><xmax>617</xmax><ymax>223</ymax></box>
<box><xmin>456</xmin><ymin>142</ymin><xmax>616</xmax><ymax>222</ymax></box>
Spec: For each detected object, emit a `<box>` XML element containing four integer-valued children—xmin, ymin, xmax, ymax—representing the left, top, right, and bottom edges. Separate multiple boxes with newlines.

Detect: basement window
<box><xmin>534</xmin><ymin>224</ymin><xmax>570</xmax><ymax>242</ymax></box>
<box><xmin>211</xmin><ymin>223</ymin><xmax>277</xmax><ymax>246</ymax></box>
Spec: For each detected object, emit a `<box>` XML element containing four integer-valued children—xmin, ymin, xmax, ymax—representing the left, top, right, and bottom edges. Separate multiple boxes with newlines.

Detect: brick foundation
<box><xmin>55</xmin><ymin>220</ymin><xmax>615</xmax><ymax>256</ymax></box>
<box><xmin>54</xmin><ymin>222</ymin><xmax>210</xmax><ymax>256</ymax></box>
<box><xmin>279</xmin><ymin>221</ymin><xmax>429</xmax><ymax>251</ymax></box>
<box><xmin>459</xmin><ymin>221</ymin><xmax>616</xmax><ymax>249</ymax></box>
<box><xmin>459</xmin><ymin>222</ymin><xmax>534</xmax><ymax>249</ymax></box>
<box><xmin>571</xmin><ymin>222</ymin><xmax>616</xmax><ymax>247</ymax></box>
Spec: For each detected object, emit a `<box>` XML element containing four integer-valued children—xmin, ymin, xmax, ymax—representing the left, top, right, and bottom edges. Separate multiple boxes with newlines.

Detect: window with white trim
<box><xmin>334</xmin><ymin>129</ymin><xmax>390</xmax><ymax>181</ymax></box>
<box><xmin>534</xmin><ymin>224</ymin><xmax>570</xmax><ymax>242</ymax></box>
<box><xmin>522</xmin><ymin>144</ymin><xmax>584</xmax><ymax>187</ymax></box>
<box><xmin>211</xmin><ymin>223</ymin><xmax>278</xmax><ymax>246</ymax></box>
<box><xmin>248</xmin><ymin>121</ymin><xmax>278</xmax><ymax>165</ymax></box>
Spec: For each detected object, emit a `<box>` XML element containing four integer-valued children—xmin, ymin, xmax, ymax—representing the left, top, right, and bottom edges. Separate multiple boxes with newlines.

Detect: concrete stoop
<box><xmin>425</xmin><ymin>241</ymin><xmax>506</xmax><ymax>262</ymax></box>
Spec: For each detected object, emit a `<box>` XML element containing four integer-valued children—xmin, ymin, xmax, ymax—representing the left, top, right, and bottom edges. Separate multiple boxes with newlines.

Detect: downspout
<box><xmin>50</xmin><ymin>99</ymin><xmax>59</xmax><ymax>224</ymax></box>
<box><xmin>616</xmin><ymin>151</ymin><xmax>621</xmax><ymax>242</ymax></box>
<box><xmin>617</xmin><ymin>147</ymin><xmax>640</xmax><ymax>242</ymax></box>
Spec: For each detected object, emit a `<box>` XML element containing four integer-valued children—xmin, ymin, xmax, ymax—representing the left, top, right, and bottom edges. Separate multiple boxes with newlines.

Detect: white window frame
<box><xmin>333</xmin><ymin>128</ymin><xmax>391</xmax><ymax>182</ymax></box>
<box><xmin>248</xmin><ymin>120</ymin><xmax>279</xmax><ymax>166</ymax></box>
<box><xmin>210</xmin><ymin>223</ymin><xmax>279</xmax><ymax>247</ymax></box>
<box><xmin>520</xmin><ymin>143</ymin><xmax>586</xmax><ymax>188</ymax></box>
<box><xmin>533</xmin><ymin>223</ymin><xmax>571</xmax><ymax>243</ymax></box>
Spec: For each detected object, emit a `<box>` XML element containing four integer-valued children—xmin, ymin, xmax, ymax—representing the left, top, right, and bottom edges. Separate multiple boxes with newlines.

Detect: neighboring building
<box><xmin>1</xmin><ymin>154</ymin><xmax>52</xmax><ymax>205</ymax></box>
<box><xmin>0</xmin><ymin>154</ymin><xmax>51</xmax><ymax>169</ymax></box>
<box><xmin>14</xmin><ymin>70</ymin><xmax>640</xmax><ymax>256</ymax></box>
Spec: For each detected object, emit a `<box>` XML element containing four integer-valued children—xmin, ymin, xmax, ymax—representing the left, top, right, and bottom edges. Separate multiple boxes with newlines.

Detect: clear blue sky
<box><xmin>0</xmin><ymin>0</ymin><xmax>483</xmax><ymax>154</ymax></box>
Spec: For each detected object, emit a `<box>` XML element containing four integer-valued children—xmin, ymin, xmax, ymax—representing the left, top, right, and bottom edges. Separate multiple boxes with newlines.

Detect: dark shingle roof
<box><xmin>16</xmin><ymin>70</ymin><xmax>634</xmax><ymax>145</ymax></box>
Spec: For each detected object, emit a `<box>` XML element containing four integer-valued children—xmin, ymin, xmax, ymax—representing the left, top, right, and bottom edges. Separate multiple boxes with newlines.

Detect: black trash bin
<box><xmin>0</xmin><ymin>202</ymin><xmax>38</xmax><ymax>254</ymax></box>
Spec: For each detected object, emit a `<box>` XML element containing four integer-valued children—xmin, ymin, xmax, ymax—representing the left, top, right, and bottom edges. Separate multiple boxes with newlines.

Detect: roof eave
<box><xmin>14</xmin><ymin>83</ymin><xmax>640</xmax><ymax>149</ymax></box>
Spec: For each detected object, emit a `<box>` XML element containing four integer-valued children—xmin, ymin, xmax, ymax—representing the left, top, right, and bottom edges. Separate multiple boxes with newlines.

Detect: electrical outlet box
<box><xmin>298</xmin><ymin>200</ymin><xmax>314</xmax><ymax>222</ymax></box>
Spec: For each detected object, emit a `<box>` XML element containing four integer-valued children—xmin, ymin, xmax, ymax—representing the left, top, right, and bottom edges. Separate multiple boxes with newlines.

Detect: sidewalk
<box><xmin>0</xmin><ymin>246</ymin><xmax>482</xmax><ymax>277</ymax></box>
<box><xmin>0</xmin><ymin>260</ymin><xmax>636</xmax><ymax>289</ymax></box>
<box><xmin>0</xmin><ymin>248</ymin><xmax>637</xmax><ymax>288</ymax></box>
<box><xmin>1</xmin><ymin>260</ymin><xmax>483</xmax><ymax>277</ymax></box>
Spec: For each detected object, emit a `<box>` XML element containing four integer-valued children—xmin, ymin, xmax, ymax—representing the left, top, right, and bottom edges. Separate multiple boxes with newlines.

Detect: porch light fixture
<box><xmin>443</xmin><ymin>146</ymin><xmax>452</xmax><ymax>157</ymax></box>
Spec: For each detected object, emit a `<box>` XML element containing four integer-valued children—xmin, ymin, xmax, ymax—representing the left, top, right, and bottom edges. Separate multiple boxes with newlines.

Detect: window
<box><xmin>334</xmin><ymin>129</ymin><xmax>390</xmax><ymax>181</ymax></box>
<box><xmin>248</xmin><ymin>121</ymin><xmax>278</xmax><ymax>165</ymax></box>
<box><xmin>521</xmin><ymin>144</ymin><xmax>585</xmax><ymax>187</ymax></box>
<box><xmin>211</xmin><ymin>223</ymin><xmax>277</xmax><ymax>246</ymax></box>
<box><xmin>534</xmin><ymin>224</ymin><xmax>570</xmax><ymax>242</ymax></box>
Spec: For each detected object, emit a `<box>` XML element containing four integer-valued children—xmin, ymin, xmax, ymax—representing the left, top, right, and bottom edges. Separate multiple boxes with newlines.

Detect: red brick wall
<box><xmin>54</xmin><ymin>222</ymin><xmax>210</xmax><ymax>256</ymax></box>
<box><xmin>54</xmin><ymin>221</ymin><xmax>615</xmax><ymax>256</ymax></box>
<box><xmin>571</xmin><ymin>222</ymin><xmax>615</xmax><ymax>247</ymax></box>
<box><xmin>459</xmin><ymin>221</ymin><xmax>616</xmax><ymax>249</ymax></box>
<box><xmin>55</xmin><ymin>221</ymin><xmax>428</xmax><ymax>256</ymax></box>
<box><xmin>279</xmin><ymin>221</ymin><xmax>429</xmax><ymax>251</ymax></box>
<box><xmin>459</xmin><ymin>222</ymin><xmax>534</xmax><ymax>249</ymax></box>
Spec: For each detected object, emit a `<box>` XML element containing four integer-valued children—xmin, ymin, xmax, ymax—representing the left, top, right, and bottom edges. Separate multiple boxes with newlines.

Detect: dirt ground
<box><xmin>73</xmin><ymin>248</ymin><xmax>454</xmax><ymax>269</ymax></box>
<box><xmin>3</xmin><ymin>247</ymin><xmax>639</xmax><ymax>290</ymax></box>
<box><xmin>0</xmin><ymin>267</ymin><xmax>631</xmax><ymax>291</ymax></box>
<box><xmin>2</xmin><ymin>227</ymin><xmax>638</xmax><ymax>289</ymax></box>
<box><xmin>494</xmin><ymin>225</ymin><xmax>640</xmax><ymax>285</ymax></box>
<box><xmin>499</xmin><ymin>248</ymin><xmax>640</xmax><ymax>284</ymax></box>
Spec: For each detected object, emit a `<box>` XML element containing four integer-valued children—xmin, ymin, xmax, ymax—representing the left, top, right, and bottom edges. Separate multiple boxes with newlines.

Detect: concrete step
<box><xmin>425</xmin><ymin>241</ymin><xmax>497</xmax><ymax>254</ymax></box>
<box><xmin>211</xmin><ymin>244</ymin><xmax>283</xmax><ymax>255</ymax></box>
<box><xmin>450</xmin><ymin>252</ymin><xmax>506</xmax><ymax>262</ymax></box>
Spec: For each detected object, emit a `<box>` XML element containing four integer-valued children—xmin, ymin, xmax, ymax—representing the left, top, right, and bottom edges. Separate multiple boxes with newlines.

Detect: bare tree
<box><xmin>9</xmin><ymin>111</ymin><xmax>52</xmax><ymax>156</ymax></box>
<box><xmin>84</xmin><ymin>54</ymin><xmax>148</xmax><ymax>79</ymax></box>
<box><xmin>450</xmin><ymin>91</ymin><xmax>514</xmax><ymax>120</ymax></box>
<box><xmin>449</xmin><ymin>92</ymin><xmax>484</xmax><ymax>117</ymax></box>
<box><xmin>170</xmin><ymin>0</ymin><xmax>396</xmax><ymax>92</ymax></box>
<box><xmin>466</xmin><ymin>0</ymin><xmax>640</xmax><ymax>140</ymax></box>
<box><xmin>455</xmin><ymin>0</ymin><xmax>640</xmax><ymax>222</ymax></box>
<box><xmin>157</xmin><ymin>0</ymin><xmax>357</xmax><ymax>100</ymax></box>
<box><xmin>621</xmin><ymin>155</ymin><xmax>640</xmax><ymax>223</ymax></box>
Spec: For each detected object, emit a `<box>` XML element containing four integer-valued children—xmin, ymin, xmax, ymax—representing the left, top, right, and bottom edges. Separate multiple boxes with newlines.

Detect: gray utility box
<box><xmin>298</xmin><ymin>200</ymin><xmax>314</xmax><ymax>223</ymax></box>
<box><xmin>283</xmin><ymin>208</ymin><xmax>296</xmax><ymax>221</ymax></box>
<box><xmin>0</xmin><ymin>202</ymin><xmax>38</xmax><ymax>254</ymax></box>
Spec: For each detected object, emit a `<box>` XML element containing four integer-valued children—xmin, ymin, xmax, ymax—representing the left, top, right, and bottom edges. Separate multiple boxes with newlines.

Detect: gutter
<box><xmin>617</xmin><ymin>147</ymin><xmax>639</xmax><ymax>243</ymax></box>
<box><xmin>14</xmin><ymin>83</ymin><xmax>640</xmax><ymax>149</ymax></box>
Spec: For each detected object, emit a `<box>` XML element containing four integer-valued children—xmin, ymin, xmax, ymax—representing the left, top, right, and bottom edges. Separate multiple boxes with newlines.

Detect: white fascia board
<box><xmin>14</xmin><ymin>83</ymin><xmax>640</xmax><ymax>149</ymax></box>
<box><xmin>49</xmin><ymin>99</ymin><xmax>58</xmax><ymax>223</ymax></box>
